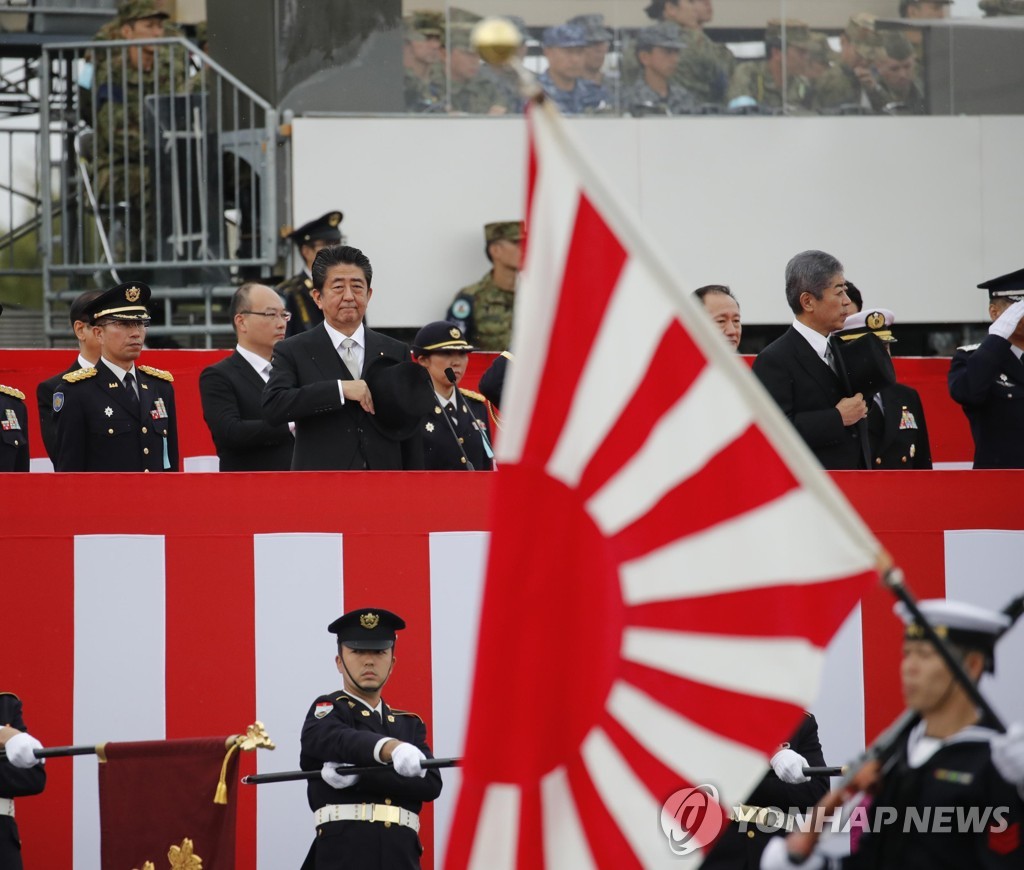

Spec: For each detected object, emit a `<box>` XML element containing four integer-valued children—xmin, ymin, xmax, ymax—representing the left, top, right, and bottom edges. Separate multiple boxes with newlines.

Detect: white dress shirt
<box><xmin>323</xmin><ymin>321</ymin><xmax>366</xmax><ymax>405</ymax></box>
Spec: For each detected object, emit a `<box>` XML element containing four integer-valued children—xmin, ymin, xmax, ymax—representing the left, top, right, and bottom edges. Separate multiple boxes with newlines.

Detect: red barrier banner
<box><xmin>3</xmin><ymin>471</ymin><xmax>1022</xmax><ymax>869</ymax></box>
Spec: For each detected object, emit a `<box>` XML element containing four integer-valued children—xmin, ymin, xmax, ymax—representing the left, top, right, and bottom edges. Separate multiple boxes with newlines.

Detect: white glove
<box><xmin>770</xmin><ymin>748</ymin><xmax>810</xmax><ymax>784</ymax></box>
<box><xmin>992</xmin><ymin>722</ymin><xmax>1024</xmax><ymax>788</ymax></box>
<box><xmin>760</xmin><ymin>836</ymin><xmax>825</xmax><ymax>870</ymax></box>
<box><xmin>988</xmin><ymin>299</ymin><xmax>1024</xmax><ymax>340</ymax></box>
<box><xmin>391</xmin><ymin>743</ymin><xmax>427</xmax><ymax>778</ymax></box>
<box><xmin>4</xmin><ymin>732</ymin><xmax>43</xmax><ymax>768</ymax></box>
<box><xmin>321</xmin><ymin>761</ymin><xmax>359</xmax><ymax>790</ymax></box>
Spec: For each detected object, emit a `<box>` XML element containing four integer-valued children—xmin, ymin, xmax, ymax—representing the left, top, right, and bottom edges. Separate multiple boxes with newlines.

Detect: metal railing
<box><xmin>39</xmin><ymin>37</ymin><xmax>280</xmax><ymax>346</ymax></box>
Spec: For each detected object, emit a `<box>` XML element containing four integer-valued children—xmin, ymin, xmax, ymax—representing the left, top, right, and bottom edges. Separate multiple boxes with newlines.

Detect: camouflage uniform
<box><xmin>404</xmin><ymin>65</ymin><xmax>446</xmax><ymax>112</ymax></box>
<box><xmin>979</xmin><ymin>0</ymin><xmax>1024</xmax><ymax>13</ymax></box>
<box><xmin>727</xmin><ymin>60</ymin><xmax>812</xmax><ymax>112</ymax></box>
<box><xmin>813</xmin><ymin>14</ymin><xmax>888</xmax><ymax>114</ymax></box>
<box><xmin>446</xmin><ymin>272</ymin><xmax>515</xmax><ymax>352</ymax></box>
<box><xmin>447</xmin><ymin>24</ymin><xmax>510</xmax><ymax>114</ymax></box>
<box><xmin>624</xmin><ymin>22</ymin><xmax>700</xmax><ymax>116</ymax></box>
<box><xmin>537</xmin><ymin>73</ymin><xmax>611</xmax><ymax>115</ymax></box>
<box><xmin>622</xmin><ymin>27</ymin><xmax>735</xmax><ymax>108</ymax></box>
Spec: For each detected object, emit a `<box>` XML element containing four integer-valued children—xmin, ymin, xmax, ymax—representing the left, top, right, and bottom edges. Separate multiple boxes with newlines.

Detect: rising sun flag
<box><xmin>443</xmin><ymin>96</ymin><xmax>885</xmax><ymax>869</ymax></box>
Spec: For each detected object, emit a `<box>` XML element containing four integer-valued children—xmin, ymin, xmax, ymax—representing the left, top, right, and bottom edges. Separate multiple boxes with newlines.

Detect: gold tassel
<box><xmin>214</xmin><ymin>738</ymin><xmax>241</xmax><ymax>805</ymax></box>
<box><xmin>215</xmin><ymin>722</ymin><xmax>276</xmax><ymax>805</ymax></box>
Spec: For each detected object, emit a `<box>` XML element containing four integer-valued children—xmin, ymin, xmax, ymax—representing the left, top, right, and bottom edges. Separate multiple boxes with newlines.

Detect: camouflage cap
<box><xmin>408</xmin><ymin>9</ymin><xmax>444</xmax><ymax>39</ymax></box>
<box><xmin>118</xmin><ymin>0</ymin><xmax>170</xmax><ymax>25</ymax></box>
<box><xmin>636</xmin><ymin>21</ymin><xmax>684</xmax><ymax>51</ymax></box>
<box><xmin>542</xmin><ymin>23</ymin><xmax>590</xmax><ymax>48</ymax></box>
<box><xmin>979</xmin><ymin>0</ymin><xmax>1024</xmax><ymax>13</ymax></box>
<box><xmin>567</xmin><ymin>13</ymin><xmax>613</xmax><ymax>43</ymax></box>
<box><xmin>765</xmin><ymin>19</ymin><xmax>813</xmax><ymax>49</ymax></box>
<box><xmin>881</xmin><ymin>30</ymin><xmax>915</xmax><ymax>61</ymax></box>
<box><xmin>484</xmin><ymin>221</ymin><xmax>524</xmax><ymax>244</ymax></box>
<box><xmin>447</xmin><ymin>22</ymin><xmax>475</xmax><ymax>52</ymax></box>
<box><xmin>448</xmin><ymin>6</ymin><xmax>483</xmax><ymax>25</ymax></box>
<box><xmin>808</xmin><ymin>32</ymin><xmax>836</xmax><ymax>65</ymax></box>
<box><xmin>845</xmin><ymin>12</ymin><xmax>884</xmax><ymax>61</ymax></box>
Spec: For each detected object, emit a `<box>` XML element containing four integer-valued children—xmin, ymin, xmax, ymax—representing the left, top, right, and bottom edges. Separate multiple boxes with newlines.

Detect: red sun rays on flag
<box><xmin>445</xmin><ymin>100</ymin><xmax>880</xmax><ymax>869</ymax></box>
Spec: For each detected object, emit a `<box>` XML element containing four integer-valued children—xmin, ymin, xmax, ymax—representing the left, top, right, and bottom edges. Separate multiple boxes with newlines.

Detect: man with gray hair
<box><xmin>752</xmin><ymin>250</ymin><xmax>868</xmax><ymax>469</ymax></box>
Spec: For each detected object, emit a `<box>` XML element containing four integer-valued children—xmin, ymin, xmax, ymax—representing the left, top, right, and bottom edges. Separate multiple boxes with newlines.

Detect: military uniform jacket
<box><xmin>299</xmin><ymin>689</ymin><xmax>443</xmax><ymax>870</ymax></box>
<box><xmin>421</xmin><ymin>389</ymin><xmax>493</xmax><ymax>471</ymax></box>
<box><xmin>537</xmin><ymin>73</ymin><xmax>611</xmax><ymax>115</ymax></box>
<box><xmin>727</xmin><ymin>61</ymin><xmax>812</xmax><ymax>111</ymax></box>
<box><xmin>949</xmin><ymin>335</ymin><xmax>1024</xmax><ymax>469</ymax></box>
<box><xmin>0</xmin><ymin>386</ymin><xmax>29</xmax><ymax>473</ymax></box>
<box><xmin>844</xmin><ymin>722</ymin><xmax>1024</xmax><ymax>869</ymax></box>
<box><xmin>867</xmin><ymin>382</ymin><xmax>932</xmax><ymax>469</ymax></box>
<box><xmin>37</xmin><ymin>360</ymin><xmax>81</xmax><ymax>461</ymax></box>
<box><xmin>703</xmin><ymin>712</ymin><xmax>829</xmax><ymax>869</ymax></box>
<box><xmin>0</xmin><ymin>693</ymin><xmax>47</xmax><ymax>870</ymax></box>
<box><xmin>263</xmin><ymin>324</ymin><xmax>422</xmax><ymax>471</ymax></box>
<box><xmin>447</xmin><ymin>271</ymin><xmax>514</xmax><ymax>352</ymax></box>
<box><xmin>623</xmin><ymin>78</ymin><xmax>699</xmax><ymax>116</ymax></box>
<box><xmin>198</xmin><ymin>351</ymin><xmax>293</xmax><ymax>471</ymax></box>
<box><xmin>277</xmin><ymin>272</ymin><xmax>324</xmax><ymax>338</ymax></box>
<box><xmin>752</xmin><ymin>328</ymin><xmax>866</xmax><ymax>469</ymax></box>
<box><xmin>53</xmin><ymin>360</ymin><xmax>179</xmax><ymax>472</ymax></box>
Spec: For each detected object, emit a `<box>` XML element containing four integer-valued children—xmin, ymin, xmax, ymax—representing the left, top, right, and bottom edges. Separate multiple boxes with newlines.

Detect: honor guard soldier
<box><xmin>948</xmin><ymin>268</ymin><xmax>1024</xmax><ymax>468</ymax></box>
<box><xmin>0</xmin><ymin>304</ymin><xmax>29</xmax><ymax>472</ymax></box>
<box><xmin>0</xmin><ymin>693</ymin><xmax>47</xmax><ymax>870</ymax></box>
<box><xmin>446</xmin><ymin>220</ymin><xmax>523</xmax><ymax>352</ymax></box>
<box><xmin>299</xmin><ymin>609</ymin><xmax>442</xmax><ymax>870</ymax></box>
<box><xmin>834</xmin><ymin>307</ymin><xmax>932</xmax><ymax>468</ymax></box>
<box><xmin>53</xmin><ymin>282</ymin><xmax>179</xmax><ymax>472</ymax></box>
<box><xmin>277</xmin><ymin>211</ymin><xmax>343</xmax><ymax>338</ymax></box>
<box><xmin>765</xmin><ymin>599</ymin><xmax>1024</xmax><ymax>870</ymax></box>
<box><xmin>413</xmin><ymin>321</ymin><xmax>493</xmax><ymax>471</ymax></box>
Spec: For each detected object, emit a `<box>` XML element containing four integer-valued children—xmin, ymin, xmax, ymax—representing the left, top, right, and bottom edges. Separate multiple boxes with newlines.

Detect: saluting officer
<box><xmin>277</xmin><ymin>211</ymin><xmax>344</xmax><ymax>337</ymax></box>
<box><xmin>53</xmin><ymin>282</ymin><xmax>179</xmax><ymax>472</ymax></box>
<box><xmin>299</xmin><ymin>608</ymin><xmax>442</xmax><ymax>870</ymax></box>
<box><xmin>948</xmin><ymin>268</ymin><xmax>1024</xmax><ymax>469</ymax></box>
<box><xmin>412</xmin><ymin>321</ymin><xmax>493</xmax><ymax>471</ymax></box>
<box><xmin>834</xmin><ymin>307</ymin><xmax>932</xmax><ymax>468</ymax></box>
<box><xmin>0</xmin><ymin>304</ymin><xmax>29</xmax><ymax>472</ymax></box>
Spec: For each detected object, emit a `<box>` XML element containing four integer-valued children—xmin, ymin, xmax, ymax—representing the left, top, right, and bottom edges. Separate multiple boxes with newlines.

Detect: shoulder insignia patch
<box><xmin>138</xmin><ymin>364</ymin><xmax>174</xmax><ymax>382</ymax></box>
<box><xmin>459</xmin><ymin>388</ymin><xmax>486</xmax><ymax>403</ymax></box>
<box><xmin>0</xmin><ymin>384</ymin><xmax>25</xmax><ymax>401</ymax></box>
<box><xmin>957</xmin><ymin>343</ymin><xmax>980</xmax><ymax>353</ymax></box>
<box><xmin>63</xmin><ymin>367</ymin><xmax>98</xmax><ymax>383</ymax></box>
<box><xmin>314</xmin><ymin>701</ymin><xmax>333</xmax><ymax>719</ymax></box>
<box><xmin>388</xmin><ymin>708</ymin><xmax>424</xmax><ymax>723</ymax></box>
<box><xmin>450</xmin><ymin>297</ymin><xmax>473</xmax><ymax>321</ymax></box>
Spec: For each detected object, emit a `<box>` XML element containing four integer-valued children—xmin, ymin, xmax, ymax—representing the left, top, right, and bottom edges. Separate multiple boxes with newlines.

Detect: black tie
<box><xmin>124</xmin><ymin>372</ymin><xmax>140</xmax><ymax>408</ymax></box>
<box><xmin>824</xmin><ymin>340</ymin><xmax>838</xmax><ymax>376</ymax></box>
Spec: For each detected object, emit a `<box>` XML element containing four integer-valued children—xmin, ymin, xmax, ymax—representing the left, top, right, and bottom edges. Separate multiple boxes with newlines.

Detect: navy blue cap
<box><xmin>328</xmin><ymin>608</ymin><xmax>406</xmax><ymax>650</ymax></box>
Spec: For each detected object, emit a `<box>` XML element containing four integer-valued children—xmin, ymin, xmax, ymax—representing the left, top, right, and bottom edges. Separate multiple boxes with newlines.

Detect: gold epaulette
<box><xmin>62</xmin><ymin>367</ymin><xmax>97</xmax><ymax>383</ymax></box>
<box><xmin>388</xmin><ymin>708</ymin><xmax>424</xmax><ymax>723</ymax></box>
<box><xmin>0</xmin><ymin>384</ymin><xmax>25</xmax><ymax>401</ymax></box>
<box><xmin>138</xmin><ymin>364</ymin><xmax>174</xmax><ymax>382</ymax></box>
<box><xmin>460</xmin><ymin>388</ymin><xmax>485</xmax><ymax>403</ymax></box>
<box><xmin>500</xmin><ymin>350</ymin><xmax>514</xmax><ymax>361</ymax></box>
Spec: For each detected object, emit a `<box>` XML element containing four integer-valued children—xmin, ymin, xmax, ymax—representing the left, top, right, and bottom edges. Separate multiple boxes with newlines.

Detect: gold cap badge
<box><xmin>360</xmin><ymin>612</ymin><xmax>380</xmax><ymax>629</ymax></box>
<box><xmin>125</xmin><ymin>285</ymin><xmax>141</xmax><ymax>302</ymax></box>
<box><xmin>866</xmin><ymin>311</ymin><xmax>885</xmax><ymax>330</ymax></box>
<box><xmin>450</xmin><ymin>327</ymin><xmax>461</xmax><ymax>339</ymax></box>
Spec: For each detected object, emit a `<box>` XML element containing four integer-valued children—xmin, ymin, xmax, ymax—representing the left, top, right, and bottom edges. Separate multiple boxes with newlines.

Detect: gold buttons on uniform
<box><xmin>384</xmin><ymin>799</ymin><xmax>392</xmax><ymax>805</ymax></box>
<box><xmin>747</xmin><ymin>831</ymin><xmax>755</xmax><ymax>839</ymax></box>
<box><xmin>143</xmin><ymin>448</ymin><xmax>149</xmax><ymax>455</ymax></box>
<box><xmin>142</xmin><ymin>427</ymin><xmax>148</xmax><ymax>434</ymax></box>
<box><xmin>361</xmin><ymin>709</ymin><xmax>371</xmax><ymax>717</ymax></box>
<box><xmin>901</xmin><ymin>456</ymin><xmax>907</xmax><ymax>463</ymax></box>
<box><xmin>108</xmin><ymin>428</ymin><xmax>114</xmax><ymax>434</ymax></box>
<box><xmin>460</xmin><ymin>457</ymin><xmax>467</xmax><ymax>464</ymax></box>
<box><xmin>458</xmin><ymin>437</ymin><xmax>464</xmax><ymax>444</ymax></box>
<box><xmin>875</xmin><ymin>458</ymin><xmax>882</xmax><ymax>465</ymax></box>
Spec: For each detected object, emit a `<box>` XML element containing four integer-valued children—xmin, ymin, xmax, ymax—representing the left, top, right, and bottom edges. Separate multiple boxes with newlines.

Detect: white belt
<box><xmin>314</xmin><ymin>803</ymin><xmax>419</xmax><ymax>833</ymax></box>
<box><xmin>0</xmin><ymin>798</ymin><xmax>13</xmax><ymax>818</ymax></box>
<box><xmin>731</xmin><ymin>803</ymin><xmax>796</xmax><ymax>832</ymax></box>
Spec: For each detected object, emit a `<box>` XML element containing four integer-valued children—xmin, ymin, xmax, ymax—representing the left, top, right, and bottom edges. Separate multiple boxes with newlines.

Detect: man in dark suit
<box><xmin>263</xmin><ymin>245</ymin><xmax>431</xmax><ymax>471</ymax></box>
<box><xmin>0</xmin><ymin>692</ymin><xmax>47</xmax><ymax>870</ymax></box>
<box><xmin>948</xmin><ymin>268</ymin><xmax>1024</xmax><ymax>469</ymax></box>
<box><xmin>53</xmin><ymin>282</ymin><xmax>179</xmax><ymax>472</ymax></box>
<box><xmin>753</xmin><ymin>250</ymin><xmax>868</xmax><ymax>470</ymax></box>
<box><xmin>300</xmin><ymin>608</ymin><xmax>443</xmax><ymax>870</ymax></box>
<box><xmin>199</xmin><ymin>283</ymin><xmax>294</xmax><ymax>471</ymax></box>
<box><xmin>835</xmin><ymin>307</ymin><xmax>932</xmax><ymax>468</ymax></box>
<box><xmin>36</xmin><ymin>289</ymin><xmax>103</xmax><ymax>461</ymax></box>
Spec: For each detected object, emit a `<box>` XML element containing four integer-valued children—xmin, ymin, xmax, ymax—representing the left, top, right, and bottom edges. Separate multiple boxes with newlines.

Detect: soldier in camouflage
<box><xmin>478</xmin><ymin>15</ymin><xmax>529</xmax><ymax>113</ymax></box>
<box><xmin>447</xmin><ymin>23</ymin><xmax>509</xmax><ymax>114</ymax></box>
<box><xmin>403</xmin><ymin>12</ymin><xmax>445</xmax><ymax>113</ymax></box>
<box><xmin>727</xmin><ymin>19</ymin><xmax>814</xmax><ymax>113</ymax></box>
<box><xmin>874</xmin><ymin>31</ymin><xmax>926</xmax><ymax>114</ymax></box>
<box><xmin>622</xmin><ymin>0</ymin><xmax>735</xmax><ymax>108</ymax></box>
<box><xmin>92</xmin><ymin>0</ymin><xmax>191</xmax><ymax>262</ymax></box>
<box><xmin>568</xmin><ymin>13</ymin><xmax>619</xmax><ymax>108</ymax></box>
<box><xmin>623</xmin><ymin>22</ymin><xmax>699</xmax><ymax>116</ymax></box>
<box><xmin>979</xmin><ymin>0</ymin><xmax>1024</xmax><ymax>13</ymax></box>
<box><xmin>446</xmin><ymin>221</ymin><xmax>523</xmax><ymax>352</ymax></box>
<box><xmin>812</xmin><ymin>13</ymin><xmax>889</xmax><ymax>114</ymax></box>
<box><xmin>538</xmin><ymin>23</ymin><xmax>612</xmax><ymax>115</ymax></box>
<box><xmin>276</xmin><ymin>211</ymin><xmax>343</xmax><ymax>337</ymax></box>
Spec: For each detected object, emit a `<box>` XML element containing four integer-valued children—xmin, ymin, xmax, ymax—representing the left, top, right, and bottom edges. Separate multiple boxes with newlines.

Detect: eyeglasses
<box><xmin>241</xmin><ymin>310</ymin><xmax>292</xmax><ymax>322</ymax></box>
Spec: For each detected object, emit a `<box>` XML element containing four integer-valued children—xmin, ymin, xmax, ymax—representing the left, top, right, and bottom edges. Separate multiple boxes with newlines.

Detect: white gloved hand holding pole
<box><xmin>321</xmin><ymin>761</ymin><xmax>359</xmax><ymax>790</ymax></box>
<box><xmin>391</xmin><ymin>742</ymin><xmax>427</xmax><ymax>778</ymax></box>
<box><xmin>992</xmin><ymin>722</ymin><xmax>1024</xmax><ymax>791</ymax></box>
<box><xmin>770</xmin><ymin>747</ymin><xmax>810</xmax><ymax>784</ymax></box>
<box><xmin>3</xmin><ymin>731</ymin><xmax>44</xmax><ymax>769</ymax></box>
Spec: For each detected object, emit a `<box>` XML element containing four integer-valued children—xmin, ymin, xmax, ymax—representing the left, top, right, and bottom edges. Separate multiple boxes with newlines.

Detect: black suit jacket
<box><xmin>948</xmin><ymin>335</ymin><xmax>1024</xmax><ymax>469</ymax></box>
<box><xmin>0</xmin><ymin>692</ymin><xmax>47</xmax><ymax>870</ymax></box>
<box><xmin>867</xmin><ymin>382</ymin><xmax>932</xmax><ymax>469</ymax></box>
<box><xmin>753</xmin><ymin>327</ymin><xmax>865</xmax><ymax>470</ymax></box>
<box><xmin>54</xmin><ymin>359</ymin><xmax>179</xmax><ymax>472</ymax></box>
<box><xmin>263</xmin><ymin>323</ymin><xmax>422</xmax><ymax>471</ymax></box>
<box><xmin>37</xmin><ymin>359</ymin><xmax>81</xmax><ymax>461</ymax></box>
<box><xmin>199</xmin><ymin>351</ymin><xmax>293</xmax><ymax>471</ymax></box>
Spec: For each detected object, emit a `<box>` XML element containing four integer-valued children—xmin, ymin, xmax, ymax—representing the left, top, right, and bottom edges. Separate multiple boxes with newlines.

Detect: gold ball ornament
<box><xmin>472</xmin><ymin>17</ymin><xmax>522</xmax><ymax>67</ymax></box>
